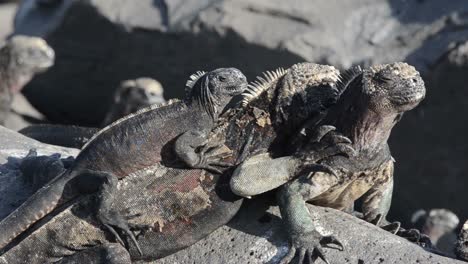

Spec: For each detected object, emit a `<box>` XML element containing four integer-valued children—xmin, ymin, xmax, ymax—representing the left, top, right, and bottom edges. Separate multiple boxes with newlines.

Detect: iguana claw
<box><xmin>195</xmin><ymin>141</ymin><xmax>232</xmax><ymax>174</ymax></box>
<box><xmin>279</xmin><ymin>230</ymin><xmax>343</xmax><ymax>264</ymax></box>
<box><xmin>368</xmin><ymin>214</ymin><xmax>401</xmax><ymax>234</ymax></box>
<box><xmin>97</xmin><ymin>210</ymin><xmax>143</xmax><ymax>256</ymax></box>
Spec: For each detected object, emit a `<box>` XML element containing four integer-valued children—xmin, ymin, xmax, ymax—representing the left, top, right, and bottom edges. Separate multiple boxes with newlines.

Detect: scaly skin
<box><xmin>0</xmin><ymin>35</ymin><xmax>54</xmax><ymax>125</ymax></box>
<box><xmin>231</xmin><ymin>62</ymin><xmax>426</xmax><ymax>263</ymax></box>
<box><xmin>0</xmin><ymin>62</ymin><xmax>354</xmax><ymax>263</ymax></box>
<box><xmin>0</xmin><ymin>67</ymin><xmax>247</xmax><ymax>255</ymax></box>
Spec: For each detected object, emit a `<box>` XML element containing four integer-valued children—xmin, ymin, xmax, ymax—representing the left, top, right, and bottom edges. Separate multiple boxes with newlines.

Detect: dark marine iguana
<box><xmin>0</xmin><ymin>63</ymin><xmax>356</xmax><ymax>263</ymax></box>
<box><xmin>0</xmin><ymin>67</ymin><xmax>248</xmax><ymax>253</ymax></box>
<box><xmin>0</xmin><ymin>35</ymin><xmax>54</xmax><ymax>125</ymax></box>
<box><xmin>230</xmin><ymin>62</ymin><xmax>426</xmax><ymax>263</ymax></box>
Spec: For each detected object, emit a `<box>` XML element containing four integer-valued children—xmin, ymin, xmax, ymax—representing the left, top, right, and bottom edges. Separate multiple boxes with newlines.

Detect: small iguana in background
<box><xmin>0</xmin><ymin>67</ymin><xmax>248</xmax><ymax>254</ymax></box>
<box><xmin>18</xmin><ymin>77</ymin><xmax>165</xmax><ymax>148</ymax></box>
<box><xmin>0</xmin><ymin>62</ymin><xmax>356</xmax><ymax>263</ymax></box>
<box><xmin>230</xmin><ymin>62</ymin><xmax>426</xmax><ymax>263</ymax></box>
<box><xmin>0</xmin><ymin>35</ymin><xmax>54</xmax><ymax>125</ymax></box>
<box><xmin>102</xmin><ymin>77</ymin><xmax>166</xmax><ymax>126</ymax></box>
<box><xmin>456</xmin><ymin>220</ymin><xmax>468</xmax><ymax>262</ymax></box>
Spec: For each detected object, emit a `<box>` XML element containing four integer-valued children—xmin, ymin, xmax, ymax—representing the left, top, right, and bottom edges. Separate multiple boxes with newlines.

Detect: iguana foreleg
<box><xmin>76</xmin><ymin>170</ymin><xmax>142</xmax><ymax>255</ymax></box>
<box><xmin>54</xmin><ymin>243</ymin><xmax>131</xmax><ymax>264</ymax></box>
<box><xmin>359</xmin><ymin>162</ymin><xmax>424</xmax><ymax>243</ymax></box>
<box><xmin>277</xmin><ymin>174</ymin><xmax>343</xmax><ymax>264</ymax></box>
<box><xmin>360</xmin><ymin>164</ymin><xmax>400</xmax><ymax>233</ymax></box>
<box><xmin>174</xmin><ymin>130</ymin><xmax>231</xmax><ymax>174</ymax></box>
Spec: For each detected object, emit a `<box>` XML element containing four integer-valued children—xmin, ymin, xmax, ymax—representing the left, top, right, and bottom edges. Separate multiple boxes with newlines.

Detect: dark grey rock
<box><xmin>0</xmin><ymin>126</ymin><xmax>78</xmax><ymax>219</ymax></box>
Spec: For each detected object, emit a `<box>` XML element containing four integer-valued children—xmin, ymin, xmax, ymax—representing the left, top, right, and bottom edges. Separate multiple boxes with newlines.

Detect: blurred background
<box><xmin>0</xmin><ymin>0</ymin><xmax>467</xmax><ymax>240</ymax></box>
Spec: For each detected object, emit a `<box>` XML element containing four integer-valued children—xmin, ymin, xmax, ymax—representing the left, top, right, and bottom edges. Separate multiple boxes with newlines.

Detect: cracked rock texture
<box><xmin>0</xmin><ymin>127</ymin><xmax>464</xmax><ymax>263</ymax></box>
<box><xmin>10</xmin><ymin>0</ymin><xmax>468</xmax><ymax>228</ymax></box>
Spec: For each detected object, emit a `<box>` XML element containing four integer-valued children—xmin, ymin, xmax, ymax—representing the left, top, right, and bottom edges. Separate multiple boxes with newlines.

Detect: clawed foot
<box><xmin>298</xmin><ymin>125</ymin><xmax>356</xmax><ymax>174</ymax></box>
<box><xmin>195</xmin><ymin>141</ymin><xmax>232</xmax><ymax>174</ymax></box>
<box><xmin>97</xmin><ymin>209</ymin><xmax>143</xmax><ymax>256</ymax></box>
<box><xmin>280</xmin><ymin>231</ymin><xmax>344</xmax><ymax>264</ymax></box>
<box><xmin>368</xmin><ymin>214</ymin><xmax>401</xmax><ymax>234</ymax></box>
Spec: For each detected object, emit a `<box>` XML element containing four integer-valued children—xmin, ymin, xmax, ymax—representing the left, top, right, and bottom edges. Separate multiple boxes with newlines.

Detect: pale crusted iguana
<box><xmin>0</xmin><ymin>67</ymin><xmax>248</xmax><ymax>254</ymax></box>
<box><xmin>231</xmin><ymin>62</ymin><xmax>426</xmax><ymax>263</ymax></box>
<box><xmin>0</xmin><ymin>63</ymin><xmax>356</xmax><ymax>263</ymax></box>
<box><xmin>102</xmin><ymin>77</ymin><xmax>166</xmax><ymax>126</ymax></box>
<box><xmin>0</xmin><ymin>35</ymin><xmax>54</xmax><ymax>125</ymax></box>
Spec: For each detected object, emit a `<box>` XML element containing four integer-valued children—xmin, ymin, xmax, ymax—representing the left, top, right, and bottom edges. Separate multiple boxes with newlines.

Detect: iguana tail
<box><xmin>0</xmin><ymin>170</ymin><xmax>76</xmax><ymax>249</ymax></box>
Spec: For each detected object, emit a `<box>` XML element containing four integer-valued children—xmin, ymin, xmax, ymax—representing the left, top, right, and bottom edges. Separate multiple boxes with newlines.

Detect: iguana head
<box><xmin>327</xmin><ymin>62</ymin><xmax>426</xmax><ymax>152</ymax></box>
<box><xmin>0</xmin><ymin>35</ymin><xmax>55</xmax><ymax>93</ymax></box>
<box><xmin>115</xmin><ymin>77</ymin><xmax>165</xmax><ymax>109</ymax></box>
<box><xmin>362</xmin><ymin>62</ymin><xmax>425</xmax><ymax>113</ymax></box>
<box><xmin>187</xmin><ymin>67</ymin><xmax>247</xmax><ymax>120</ymax></box>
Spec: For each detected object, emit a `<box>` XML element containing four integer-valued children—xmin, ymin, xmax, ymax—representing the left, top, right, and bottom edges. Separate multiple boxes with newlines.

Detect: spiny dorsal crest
<box><xmin>241</xmin><ymin>67</ymin><xmax>287</xmax><ymax>107</ymax></box>
<box><xmin>185</xmin><ymin>71</ymin><xmax>206</xmax><ymax>98</ymax></box>
<box><xmin>334</xmin><ymin>65</ymin><xmax>363</xmax><ymax>96</ymax></box>
<box><xmin>82</xmin><ymin>98</ymin><xmax>181</xmax><ymax>150</ymax></box>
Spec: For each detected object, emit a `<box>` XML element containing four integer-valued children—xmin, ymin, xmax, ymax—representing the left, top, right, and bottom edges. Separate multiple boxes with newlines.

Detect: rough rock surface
<box><xmin>0</xmin><ymin>127</ymin><xmax>464</xmax><ymax>263</ymax></box>
<box><xmin>0</xmin><ymin>126</ymin><xmax>77</xmax><ymax>219</ymax></box>
<box><xmin>13</xmin><ymin>0</ymin><xmax>468</xmax><ymax>125</ymax></box>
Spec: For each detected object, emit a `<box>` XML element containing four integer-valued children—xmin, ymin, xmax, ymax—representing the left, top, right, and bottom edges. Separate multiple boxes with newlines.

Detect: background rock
<box><xmin>5</xmin><ymin>0</ymin><xmax>468</xmax><ymax>244</ymax></box>
<box><xmin>0</xmin><ymin>126</ymin><xmax>77</xmax><ymax>218</ymax></box>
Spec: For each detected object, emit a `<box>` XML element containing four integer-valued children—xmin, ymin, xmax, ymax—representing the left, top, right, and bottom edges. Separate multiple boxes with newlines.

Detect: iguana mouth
<box><xmin>390</xmin><ymin>77</ymin><xmax>426</xmax><ymax>110</ymax></box>
<box><xmin>226</xmin><ymin>82</ymin><xmax>247</xmax><ymax>95</ymax></box>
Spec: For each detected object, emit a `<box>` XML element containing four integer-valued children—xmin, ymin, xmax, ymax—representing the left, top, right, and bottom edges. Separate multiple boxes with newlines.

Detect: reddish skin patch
<box><xmin>172</xmin><ymin>171</ymin><xmax>203</xmax><ymax>193</ymax></box>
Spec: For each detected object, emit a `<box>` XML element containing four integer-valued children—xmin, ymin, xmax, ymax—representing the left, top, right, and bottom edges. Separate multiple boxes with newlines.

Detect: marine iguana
<box><xmin>0</xmin><ymin>67</ymin><xmax>248</xmax><ymax>254</ymax></box>
<box><xmin>0</xmin><ymin>63</ymin><xmax>356</xmax><ymax>263</ymax></box>
<box><xmin>102</xmin><ymin>77</ymin><xmax>166</xmax><ymax>126</ymax></box>
<box><xmin>0</xmin><ymin>35</ymin><xmax>54</xmax><ymax>125</ymax></box>
<box><xmin>230</xmin><ymin>62</ymin><xmax>426</xmax><ymax>263</ymax></box>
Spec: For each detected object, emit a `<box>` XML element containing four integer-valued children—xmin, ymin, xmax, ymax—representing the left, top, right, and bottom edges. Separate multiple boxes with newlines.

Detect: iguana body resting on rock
<box><xmin>19</xmin><ymin>77</ymin><xmax>165</xmax><ymax>148</ymax></box>
<box><xmin>231</xmin><ymin>62</ymin><xmax>426</xmax><ymax>263</ymax></box>
<box><xmin>0</xmin><ymin>67</ymin><xmax>248</xmax><ymax>254</ymax></box>
<box><xmin>0</xmin><ymin>63</ymin><xmax>355</xmax><ymax>263</ymax></box>
<box><xmin>0</xmin><ymin>35</ymin><xmax>54</xmax><ymax>125</ymax></box>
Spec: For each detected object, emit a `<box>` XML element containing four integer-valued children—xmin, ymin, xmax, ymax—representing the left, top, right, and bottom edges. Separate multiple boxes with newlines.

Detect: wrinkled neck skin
<box><xmin>327</xmin><ymin>90</ymin><xmax>399</xmax><ymax>163</ymax></box>
<box><xmin>187</xmin><ymin>96</ymin><xmax>223</xmax><ymax>130</ymax></box>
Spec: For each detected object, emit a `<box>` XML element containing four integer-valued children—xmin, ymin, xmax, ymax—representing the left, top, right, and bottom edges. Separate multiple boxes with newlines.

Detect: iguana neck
<box><xmin>329</xmin><ymin>93</ymin><xmax>399</xmax><ymax>155</ymax></box>
<box><xmin>342</xmin><ymin>107</ymin><xmax>398</xmax><ymax>153</ymax></box>
<box><xmin>187</xmin><ymin>99</ymin><xmax>216</xmax><ymax>128</ymax></box>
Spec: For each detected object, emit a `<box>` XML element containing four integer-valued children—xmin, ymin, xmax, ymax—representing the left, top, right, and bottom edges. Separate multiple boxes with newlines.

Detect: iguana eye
<box><xmin>374</xmin><ymin>71</ymin><xmax>394</xmax><ymax>85</ymax></box>
<box><xmin>217</xmin><ymin>76</ymin><xmax>227</xmax><ymax>82</ymax></box>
